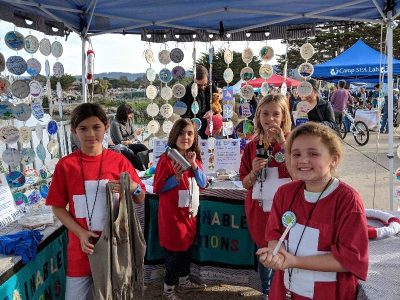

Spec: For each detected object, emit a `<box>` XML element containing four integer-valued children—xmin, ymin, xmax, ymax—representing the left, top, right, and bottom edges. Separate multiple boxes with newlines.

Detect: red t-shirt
<box><xmin>266</xmin><ymin>181</ymin><xmax>369</xmax><ymax>300</ymax></box>
<box><xmin>153</xmin><ymin>153</ymin><xmax>203</xmax><ymax>252</ymax></box>
<box><xmin>239</xmin><ymin>139</ymin><xmax>291</xmax><ymax>247</ymax></box>
<box><xmin>45</xmin><ymin>149</ymin><xmax>145</xmax><ymax>277</ymax></box>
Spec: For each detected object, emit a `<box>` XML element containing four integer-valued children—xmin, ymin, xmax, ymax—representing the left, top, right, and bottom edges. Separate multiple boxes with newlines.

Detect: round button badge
<box><xmin>6</xmin><ymin>56</ymin><xmax>27</xmax><ymax>75</ymax></box>
<box><xmin>242</xmin><ymin>47</ymin><xmax>253</xmax><ymax>64</ymax></box>
<box><xmin>259</xmin><ymin>46</ymin><xmax>275</xmax><ymax>62</ymax></box>
<box><xmin>24</xmin><ymin>35</ymin><xmax>39</xmax><ymax>54</ymax></box>
<box><xmin>170</xmin><ymin>48</ymin><xmax>184</xmax><ymax>63</ymax></box>
<box><xmin>147</xmin><ymin>120</ymin><xmax>160</xmax><ymax>134</ymax></box>
<box><xmin>282</xmin><ymin>211</ymin><xmax>297</xmax><ymax>227</ymax></box>
<box><xmin>158</xmin><ymin>49</ymin><xmax>171</xmax><ymax>65</ymax></box>
<box><xmin>51</xmin><ymin>41</ymin><xmax>63</xmax><ymax>58</ymax></box>
<box><xmin>11</xmin><ymin>80</ymin><xmax>30</xmax><ymax>99</ymax></box>
<box><xmin>5</xmin><ymin>31</ymin><xmax>25</xmax><ymax>50</ymax></box>
<box><xmin>240</xmin><ymin>66</ymin><xmax>254</xmax><ymax>81</ymax></box>
<box><xmin>39</xmin><ymin>38</ymin><xmax>51</xmax><ymax>56</ymax></box>
<box><xmin>300</xmin><ymin>43</ymin><xmax>315</xmax><ymax>60</ymax></box>
<box><xmin>146</xmin><ymin>84</ymin><xmax>158</xmax><ymax>100</ymax></box>
<box><xmin>146</xmin><ymin>103</ymin><xmax>159</xmax><ymax>117</ymax></box>
<box><xmin>259</xmin><ymin>64</ymin><xmax>274</xmax><ymax>79</ymax></box>
<box><xmin>172</xmin><ymin>83</ymin><xmax>186</xmax><ymax>99</ymax></box>
<box><xmin>27</xmin><ymin>58</ymin><xmax>42</xmax><ymax>77</ymax></box>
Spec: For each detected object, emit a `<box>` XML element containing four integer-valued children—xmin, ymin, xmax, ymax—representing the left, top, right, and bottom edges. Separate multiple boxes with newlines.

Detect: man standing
<box><xmin>331</xmin><ymin>80</ymin><xmax>351</xmax><ymax>125</ymax></box>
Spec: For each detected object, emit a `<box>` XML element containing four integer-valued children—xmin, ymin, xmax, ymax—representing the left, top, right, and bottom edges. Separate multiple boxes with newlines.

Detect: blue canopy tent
<box><xmin>0</xmin><ymin>0</ymin><xmax>399</xmax><ymax>208</ymax></box>
<box><xmin>314</xmin><ymin>39</ymin><xmax>400</xmax><ymax>81</ymax></box>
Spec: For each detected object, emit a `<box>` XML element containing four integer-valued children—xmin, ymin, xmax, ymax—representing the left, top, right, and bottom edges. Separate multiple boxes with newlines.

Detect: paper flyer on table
<box><xmin>214</xmin><ymin>139</ymin><xmax>241</xmax><ymax>172</ymax></box>
<box><xmin>0</xmin><ymin>173</ymin><xmax>18</xmax><ymax>227</ymax></box>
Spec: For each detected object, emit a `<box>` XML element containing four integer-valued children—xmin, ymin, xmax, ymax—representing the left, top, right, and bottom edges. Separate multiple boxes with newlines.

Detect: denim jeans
<box><xmin>258</xmin><ymin>260</ymin><xmax>274</xmax><ymax>294</ymax></box>
<box><xmin>380</xmin><ymin>110</ymin><xmax>389</xmax><ymax>133</ymax></box>
<box><xmin>164</xmin><ymin>248</ymin><xmax>192</xmax><ymax>286</ymax></box>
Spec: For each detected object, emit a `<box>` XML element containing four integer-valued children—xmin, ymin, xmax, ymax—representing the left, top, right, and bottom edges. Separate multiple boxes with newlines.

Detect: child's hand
<box><xmin>172</xmin><ymin>160</ymin><xmax>185</xmax><ymax>181</ymax></box>
<box><xmin>78</xmin><ymin>230</ymin><xmax>99</xmax><ymax>255</ymax></box>
<box><xmin>185</xmin><ymin>151</ymin><xmax>197</xmax><ymax>170</ymax></box>
<box><xmin>257</xmin><ymin>247</ymin><xmax>286</xmax><ymax>270</ymax></box>
<box><xmin>108</xmin><ymin>180</ymin><xmax>121</xmax><ymax>193</ymax></box>
<box><xmin>252</xmin><ymin>157</ymin><xmax>268</xmax><ymax>174</ymax></box>
<box><xmin>276</xmin><ymin>247</ymin><xmax>297</xmax><ymax>270</ymax></box>
<box><xmin>266</xmin><ymin>124</ymin><xmax>285</xmax><ymax>144</ymax></box>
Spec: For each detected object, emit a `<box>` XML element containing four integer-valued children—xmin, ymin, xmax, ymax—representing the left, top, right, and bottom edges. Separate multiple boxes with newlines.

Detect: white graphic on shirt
<box><xmin>284</xmin><ymin>224</ymin><xmax>337</xmax><ymax>298</ymax></box>
<box><xmin>72</xmin><ymin>179</ymin><xmax>109</xmax><ymax>231</ymax></box>
<box><xmin>178</xmin><ymin>177</ymin><xmax>200</xmax><ymax>216</ymax></box>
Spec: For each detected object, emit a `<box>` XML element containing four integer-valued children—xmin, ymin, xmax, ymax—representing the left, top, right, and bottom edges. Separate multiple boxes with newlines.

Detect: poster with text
<box><xmin>214</xmin><ymin>139</ymin><xmax>241</xmax><ymax>172</ymax></box>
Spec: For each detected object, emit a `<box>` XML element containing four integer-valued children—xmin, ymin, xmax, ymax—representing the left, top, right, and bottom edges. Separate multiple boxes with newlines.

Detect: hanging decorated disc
<box><xmin>222</xmin><ymin>104</ymin><xmax>233</xmax><ymax>119</ymax></box>
<box><xmin>298</xmin><ymin>62</ymin><xmax>314</xmax><ymax>78</ymax></box>
<box><xmin>300</xmin><ymin>43</ymin><xmax>315</xmax><ymax>60</ymax></box>
<box><xmin>173</xmin><ymin>101</ymin><xmax>187</xmax><ymax>116</ymax></box>
<box><xmin>260</xmin><ymin>82</ymin><xmax>269</xmax><ymax>96</ymax></box>
<box><xmin>223</xmin><ymin>68</ymin><xmax>234</xmax><ymax>84</ymax></box>
<box><xmin>0</xmin><ymin>125</ymin><xmax>19</xmax><ymax>144</ymax></box>
<box><xmin>51</xmin><ymin>41</ymin><xmax>63</xmax><ymax>58</ymax></box>
<box><xmin>26</xmin><ymin>58</ymin><xmax>41</xmax><ymax>77</ymax></box>
<box><xmin>240</xmin><ymin>84</ymin><xmax>254</xmax><ymax>100</ymax></box>
<box><xmin>39</xmin><ymin>184</ymin><xmax>49</xmax><ymax>198</ymax></box>
<box><xmin>259</xmin><ymin>64</ymin><xmax>274</xmax><ymax>79</ymax></box>
<box><xmin>28</xmin><ymin>190</ymin><xmax>42</xmax><ymax>204</ymax></box>
<box><xmin>24</xmin><ymin>35</ymin><xmax>39</xmax><ymax>54</ymax></box>
<box><xmin>29</xmin><ymin>80</ymin><xmax>43</xmax><ymax>98</ymax></box>
<box><xmin>56</xmin><ymin>81</ymin><xmax>63</xmax><ymax>99</ymax></box>
<box><xmin>297</xmin><ymin>81</ymin><xmax>313</xmax><ymax>98</ymax></box>
<box><xmin>6</xmin><ymin>171</ymin><xmax>26</xmax><ymax>188</ymax></box>
<box><xmin>39</xmin><ymin>38</ymin><xmax>52</xmax><ymax>56</ymax></box>
<box><xmin>47</xmin><ymin>120</ymin><xmax>58</xmax><ymax>135</ymax></box>
<box><xmin>146</xmin><ymin>68</ymin><xmax>156</xmax><ymax>82</ymax></box>
<box><xmin>162</xmin><ymin>120</ymin><xmax>174</xmax><ymax>134</ymax></box>
<box><xmin>172</xmin><ymin>66</ymin><xmax>186</xmax><ymax>81</ymax></box>
<box><xmin>280</xmin><ymin>82</ymin><xmax>287</xmax><ymax>96</ymax></box>
<box><xmin>0</xmin><ymin>100</ymin><xmax>14</xmax><ymax>119</ymax></box>
<box><xmin>160</xmin><ymin>86</ymin><xmax>173</xmax><ymax>100</ymax></box>
<box><xmin>238</xmin><ymin>102</ymin><xmax>253</xmax><ymax>118</ymax></box>
<box><xmin>147</xmin><ymin>119</ymin><xmax>160</xmax><ymax>134</ymax></box>
<box><xmin>45</xmin><ymin>59</ymin><xmax>50</xmax><ymax>77</ymax></box>
<box><xmin>224</xmin><ymin>49</ymin><xmax>233</xmax><ymax>65</ymax></box>
<box><xmin>39</xmin><ymin>165</ymin><xmax>48</xmax><ymax>179</ymax></box>
<box><xmin>2</xmin><ymin>148</ymin><xmax>21</xmax><ymax>167</ymax></box>
<box><xmin>47</xmin><ymin>139</ymin><xmax>60</xmax><ymax>156</ymax></box>
<box><xmin>172</xmin><ymin>83</ymin><xmax>186</xmax><ymax>99</ymax></box>
<box><xmin>191</xmin><ymin>100</ymin><xmax>200</xmax><ymax>114</ymax></box>
<box><xmin>19</xmin><ymin>126</ymin><xmax>32</xmax><ymax>144</ymax></box>
<box><xmin>20</xmin><ymin>148</ymin><xmax>36</xmax><ymax>165</ymax></box>
<box><xmin>145</xmin><ymin>48</ymin><xmax>154</xmax><ymax>64</ymax></box>
<box><xmin>146</xmin><ymin>84</ymin><xmax>157</xmax><ymax>100</ymax></box>
<box><xmin>6</xmin><ymin>56</ymin><xmax>27</xmax><ymax>75</ymax></box>
<box><xmin>159</xmin><ymin>68</ymin><xmax>172</xmax><ymax>83</ymax></box>
<box><xmin>242</xmin><ymin>47</ymin><xmax>253</xmax><ymax>64</ymax></box>
<box><xmin>191</xmin><ymin>82</ymin><xmax>198</xmax><ymax>98</ymax></box>
<box><xmin>36</xmin><ymin>143</ymin><xmax>46</xmax><ymax>161</ymax></box>
<box><xmin>240</xmin><ymin>66</ymin><xmax>254</xmax><ymax>81</ymax></box>
<box><xmin>296</xmin><ymin>101</ymin><xmax>313</xmax><ymax>115</ymax></box>
<box><xmin>259</xmin><ymin>46</ymin><xmax>275</xmax><ymax>62</ymax></box>
<box><xmin>191</xmin><ymin>117</ymin><xmax>202</xmax><ymax>131</ymax></box>
<box><xmin>160</xmin><ymin>103</ymin><xmax>173</xmax><ymax>119</ymax></box>
<box><xmin>35</xmin><ymin>123</ymin><xmax>44</xmax><ymax>141</ymax></box>
<box><xmin>158</xmin><ymin>49</ymin><xmax>171</xmax><ymax>65</ymax></box>
<box><xmin>23</xmin><ymin>168</ymin><xmax>39</xmax><ymax>185</ymax></box>
<box><xmin>223</xmin><ymin>121</ymin><xmax>234</xmax><ymax>136</ymax></box>
<box><xmin>0</xmin><ymin>79</ymin><xmax>10</xmax><ymax>95</ymax></box>
<box><xmin>13</xmin><ymin>103</ymin><xmax>31</xmax><ymax>121</ymax></box>
<box><xmin>5</xmin><ymin>31</ymin><xmax>25</xmax><ymax>50</ymax></box>
<box><xmin>146</xmin><ymin>103</ymin><xmax>159</xmax><ymax>117</ymax></box>
<box><xmin>53</xmin><ymin>62</ymin><xmax>64</xmax><ymax>78</ymax></box>
<box><xmin>0</xmin><ymin>53</ymin><xmax>5</xmax><ymax>72</ymax></box>
<box><xmin>11</xmin><ymin>80</ymin><xmax>30</xmax><ymax>99</ymax></box>
<box><xmin>13</xmin><ymin>192</ymin><xmax>29</xmax><ymax>206</ymax></box>
<box><xmin>170</xmin><ymin>48</ymin><xmax>184</xmax><ymax>63</ymax></box>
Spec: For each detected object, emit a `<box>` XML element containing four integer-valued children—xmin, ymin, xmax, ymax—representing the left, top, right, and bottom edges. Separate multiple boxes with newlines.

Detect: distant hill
<box><xmin>75</xmin><ymin>72</ymin><xmax>144</xmax><ymax>81</ymax></box>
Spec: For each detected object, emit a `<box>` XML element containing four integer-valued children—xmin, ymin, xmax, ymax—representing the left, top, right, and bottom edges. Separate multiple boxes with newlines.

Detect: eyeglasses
<box><xmin>196</xmin><ymin>82</ymin><xmax>210</xmax><ymax>89</ymax></box>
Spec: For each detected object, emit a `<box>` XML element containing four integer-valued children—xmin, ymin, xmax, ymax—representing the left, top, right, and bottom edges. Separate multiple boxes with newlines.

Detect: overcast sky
<box><xmin>0</xmin><ymin>20</ymin><xmax>285</xmax><ymax>76</ymax></box>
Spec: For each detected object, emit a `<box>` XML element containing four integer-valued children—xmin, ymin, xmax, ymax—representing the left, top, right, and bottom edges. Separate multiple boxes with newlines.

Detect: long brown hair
<box><xmin>167</xmin><ymin>118</ymin><xmax>202</xmax><ymax>162</ymax></box>
<box><xmin>70</xmin><ymin>103</ymin><xmax>108</xmax><ymax>129</ymax></box>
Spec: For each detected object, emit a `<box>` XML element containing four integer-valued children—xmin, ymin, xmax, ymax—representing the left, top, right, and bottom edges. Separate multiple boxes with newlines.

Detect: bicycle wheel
<box><xmin>353</xmin><ymin>121</ymin><xmax>369</xmax><ymax>146</ymax></box>
<box><xmin>339</xmin><ymin>122</ymin><xmax>347</xmax><ymax>140</ymax></box>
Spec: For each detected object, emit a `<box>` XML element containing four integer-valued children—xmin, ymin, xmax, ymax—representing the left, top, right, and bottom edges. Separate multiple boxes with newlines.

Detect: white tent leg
<box><xmin>81</xmin><ymin>37</ymin><xmax>87</xmax><ymax>103</ymax></box>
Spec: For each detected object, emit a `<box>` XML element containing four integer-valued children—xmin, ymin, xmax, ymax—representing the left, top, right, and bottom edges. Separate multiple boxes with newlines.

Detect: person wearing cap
<box><xmin>205</xmin><ymin>113</ymin><xmax>224</xmax><ymax>138</ymax></box>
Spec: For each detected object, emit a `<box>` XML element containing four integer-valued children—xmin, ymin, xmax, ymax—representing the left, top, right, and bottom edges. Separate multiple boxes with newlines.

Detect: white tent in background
<box><xmin>232</xmin><ymin>80</ymin><xmax>244</xmax><ymax>95</ymax></box>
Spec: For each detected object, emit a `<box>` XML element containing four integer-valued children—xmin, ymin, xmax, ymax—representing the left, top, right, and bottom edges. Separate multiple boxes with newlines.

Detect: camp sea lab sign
<box><xmin>330</xmin><ymin>65</ymin><xmax>387</xmax><ymax>76</ymax></box>
<box><xmin>0</xmin><ymin>230</ymin><xmax>67</xmax><ymax>300</ymax></box>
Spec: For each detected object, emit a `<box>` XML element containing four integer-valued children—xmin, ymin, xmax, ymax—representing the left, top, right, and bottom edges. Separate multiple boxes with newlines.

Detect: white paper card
<box><xmin>214</xmin><ymin>139</ymin><xmax>241</xmax><ymax>173</ymax></box>
<box><xmin>152</xmin><ymin>138</ymin><xmax>168</xmax><ymax>166</ymax></box>
<box><xmin>0</xmin><ymin>173</ymin><xmax>19</xmax><ymax>227</ymax></box>
<box><xmin>198</xmin><ymin>139</ymin><xmax>211</xmax><ymax>173</ymax></box>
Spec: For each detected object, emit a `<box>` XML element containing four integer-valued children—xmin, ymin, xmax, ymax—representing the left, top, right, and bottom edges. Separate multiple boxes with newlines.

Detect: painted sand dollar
<box><xmin>296</xmin><ymin>101</ymin><xmax>313</xmax><ymax>114</ymax></box>
<box><xmin>13</xmin><ymin>103</ymin><xmax>31</xmax><ymax>121</ymax></box>
<box><xmin>147</xmin><ymin>119</ymin><xmax>160</xmax><ymax>134</ymax></box>
<box><xmin>47</xmin><ymin>139</ymin><xmax>60</xmax><ymax>156</ymax></box>
<box><xmin>172</xmin><ymin>83</ymin><xmax>186</xmax><ymax>99</ymax></box>
<box><xmin>36</xmin><ymin>143</ymin><xmax>46</xmax><ymax>161</ymax></box>
<box><xmin>298</xmin><ymin>62</ymin><xmax>314</xmax><ymax>78</ymax></box>
<box><xmin>261</xmin><ymin>82</ymin><xmax>269</xmax><ymax>96</ymax></box>
<box><xmin>28</xmin><ymin>190</ymin><xmax>42</xmax><ymax>204</ymax></box>
<box><xmin>0</xmin><ymin>53</ymin><xmax>5</xmax><ymax>72</ymax></box>
<box><xmin>158</xmin><ymin>49</ymin><xmax>171</xmax><ymax>65</ymax></box>
<box><xmin>2</xmin><ymin>148</ymin><xmax>21</xmax><ymax>167</ymax></box>
<box><xmin>145</xmin><ymin>48</ymin><xmax>154</xmax><ymax>64</ymax></box>
<box><xmin>51</xmin><ymin>41</ymin><xmax>63</xmax><ymax>58</ymax></box>
<box><xmin>6</xmin><ymin>56</ymin><xmax>27</xmax><ymax>75</ymax></box>
<box><xmin>11</xmin><ymin>80</ymin><xmax>30</xmax><ymax>99</ymax></box>
<box><xmin>259</xmin><ymin>46</ymin><xmax>274</xmax><ymax>62</ymax></box>
<box><xmin>39</xmin><ymin>38</ymin><xmax>52</xmax><ymax>56</ymax></box>
<box><xmin>6</xmin><ymin>171</ymin><xmax>26</xmax><ymax>188</ymax></box>
<box><xmin>162</xmin><ymin>120</ymin><xmax>174</xmax><ymax>134</ymax></box>
<box><xmin>53</xmin><ymin>62</ymin><xmax>64</xmax><ymax>78</ymax></box>
<box><xmin>0</xmin><ymin>79</ymin><xmax>10</xmax><ymax>95</ymax></box>
<box><xmin>146</xmin><ymin>103</ymin><xmax>159</xmax><ymax>117</ymax></box>
<box><xmin>259</xmin><ymin>64</ymin><xmax>274</xmax><ymax>79</ymax></box>
<box><xmin>56</xmin><ymin>81</ymin><xmax>63</xmax><ymax>99</ymax></box>
<box><xmin>27</xmin><ymin>58</ymin><xmax>42</xmax><ymax>77</ymax></box>
<box><xmin>191</xmin><ymin>117</ymin><xmax>202</xmax><ymax>131</ymax></box>
<box><xmin>191</xmin><ymin>100</ymin><xmax>200</xmax><ymax>114</ymax></box>
<box><xmin>0</xmin><ymin>100</ymin><xmax>14</xmax><ymax>119</ymax></box>
<box><xmin>240</xmin><ymin>84</ymin><xmax>254</xmax><ymax>100</ymax></box>
<box><xmin>19</xmin><ymin>126</ymin><xmax>32</xmax><ymax>144</ymax></box>
<box><xmin>146</xmin><ymin>84</ymin><xmax>157</xmax><ymax>100</ymax></box>
<box><xmin>242</xmin><ymin>47</ymin><xmax>253</xmax><ymax>64</ymax></box>
<box><xmin>172</xmin><ymin>66</ymin><xmax>186</xmax><ymax>81</ymax></box>
<box><xmin>170</xmin><ymin>48</ymin><xmax>184</xmax><ymax>63</ymax></box>
<box><xmin>297</xmin><ymin>81</ymin><xmax>313</xmax><ymax>98</ymax></box>
<box><xmin>20</xmin><ymin>148</ymin><xmax>36</xmax><ymax>165</ymax></box>
<box><xmin>240</xmin><ymin>66</ymin><xmax>254</xmax><ymax>81</ymax></box>
<box><xmin>280</xmin><ymin>82</ymin><xmax>287</xmax><ymax>96</ymax></box>
<box><xmin>13</xmin><ymin>192</ymin><xmax>29</xmax><ymax>206</ymax></box>
<box><xmin>35</xmin><ymin>123</ymin><xmax>44</xmax><ymax>141</ymax></box>
<box><xmin>160</xmin><ymin>103</ymin><xmax>173</xmax><ymax>119</ymax></box>
<box><xmin>146</xmin><ymin>68</ymin><xmax>156</xmax><ymax>82</ymax></box>
<box><xmin>224</xmin><ymin>49</ymin><xmax>233</xmax><ymax>65</ymax></box>
<box><xmin>23</xmin><ymin>168</ymin><xmax>38</xmax><ymax>184</ymax></box>
<box><xmin>30</xmin><ymin>80</ymin><xmax>42</xmax><ymax>98</ymax></box>
<box><xmin>160</xmin><ymin>86</ymin><xmax>172</xmax><ymax>100</ymax></box>
<box><xmin>173</xmin><ymin>101</ymin><xmax>187</xmax><ymax>116</ymax></box>
<box><xmin>45</xmin><ymin>59</ymin><xmax>50</xmax><ymax>77</ymax></box>
<box><xmin>47</xmin><ymin>120</ymin><xmax>58</xmax><ymax>135</ymax></box>
<box><xmin>300</xmin><ymin>42</ymin><xmax>315</xmax><ymax>60</ymax></box>
<box><xmin>223</xmin><ymin>68</ymin><xmax>234</xmax><ymax>84</ymax></box>
<box><xmin>5</xmin><ymin>31</ymin><xmax>24</xmax><ymax>50</ymax></box>
<box><xmin>39</xmin><ymin>184</ymin><xmax>49</xmax><ymax>198</ymax></box>
<box><xmin>24</xmin><ymin>35</ymin><xmax>39</xmax><ymax>54</ymax></box>
<box><xmin>191</xmin><ymin>82</ymin><xmax>198</xmax><ymax>98</ymax></box>
<box><xmin>39</xmin><ymin>165</ymin><xmax>48</xmax><ymax>179</ymax></box>
<box><xmin>159</xmin><ymin>68</ymin><xmax>172</xmax><ymax>83</ymax></box>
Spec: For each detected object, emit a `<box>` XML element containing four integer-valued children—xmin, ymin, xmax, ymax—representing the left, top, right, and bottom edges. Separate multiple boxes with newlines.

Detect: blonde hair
<box><xmin>254</xmin><ymin>94</ymin><xmax>291</xmax><ymax>140</ymax></box>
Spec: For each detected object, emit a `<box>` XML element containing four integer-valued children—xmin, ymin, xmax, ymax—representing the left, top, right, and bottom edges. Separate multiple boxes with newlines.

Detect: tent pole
<box><xmin>386</xmin><ymin>11</ymin><xmax>395</xmax><ymax>210</ymax></box>
<box><xmin>81</xmin><ymin>37</ymin><xmax>87</xmax><ymax>103</ymax></box>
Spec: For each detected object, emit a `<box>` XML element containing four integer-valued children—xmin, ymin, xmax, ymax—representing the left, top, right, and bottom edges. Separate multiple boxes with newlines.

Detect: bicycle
<box><xmin>339</xmin><ymin>110</ymin><xmax>370</xmax><ymax>146</ymax></box>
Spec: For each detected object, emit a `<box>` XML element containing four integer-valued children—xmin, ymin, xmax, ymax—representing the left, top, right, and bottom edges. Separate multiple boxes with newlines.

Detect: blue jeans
<box><xmin>380</xmin><ymin>110</ymin><xmax>389</xmax><ymax>133</ymax></box>
<box><xmin>258</xmin><ymin>260</ymin><xmax>274</xmax><ymax>294</ymax></box>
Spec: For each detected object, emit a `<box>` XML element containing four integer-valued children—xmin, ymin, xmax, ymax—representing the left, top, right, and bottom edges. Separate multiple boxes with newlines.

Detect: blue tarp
<box><xmin>313</xmin><ymin>39</ymin><xmax>400</xmax><ymax>81</ymax></box>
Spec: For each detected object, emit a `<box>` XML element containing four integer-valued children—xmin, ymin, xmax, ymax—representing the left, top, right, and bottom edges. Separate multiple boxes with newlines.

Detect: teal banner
<box><xmin>0</xmin><ymin>229</ymin><xmax>67</xmax><ymax>300</ymax></box>
<box><xmin>145</xmin><ymin>196</ymin><xmax>257</xmax><ymax>269</ymax></box>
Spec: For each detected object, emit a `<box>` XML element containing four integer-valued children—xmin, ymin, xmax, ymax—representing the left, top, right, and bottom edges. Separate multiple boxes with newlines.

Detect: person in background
<box><xmin>331</xmin><ymin>80</ymin><xmax>351</xmax><ymax>125</ymax></box>
<box><xmin>372</xmin><ymin>84</ymin><xmax>380</xmax><ymax>109</ymax></box>
<box><xmin>289</xmin><ymin>88</ymin><xmax>301</xmax><ymax>127</ymax></box>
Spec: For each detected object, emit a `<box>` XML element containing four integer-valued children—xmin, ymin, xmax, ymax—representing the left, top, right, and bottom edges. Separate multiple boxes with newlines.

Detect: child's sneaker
<box><xmin>260</xmin><ymin>293</ymin><xmax>269</xmax><ymax>300</ymax></box>
<box><xmin>162</xmin><ymin>291</ymin><xmax>183</xmax><ymax>300</ymax></box>
<box><xmin>177</xmin><ymin>281</ymin><xmax>207</xmax><ymax>294</ymax></box>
